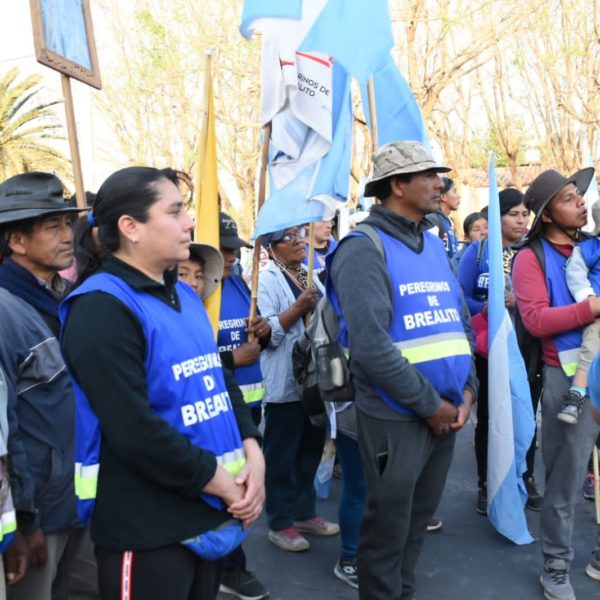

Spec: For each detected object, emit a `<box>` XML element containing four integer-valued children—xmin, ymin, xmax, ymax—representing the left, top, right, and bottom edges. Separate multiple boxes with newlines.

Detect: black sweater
<box><xmin>61</xmin><ymin>256</ymin><xmax>260</xmax><ymax>550</ymax></box>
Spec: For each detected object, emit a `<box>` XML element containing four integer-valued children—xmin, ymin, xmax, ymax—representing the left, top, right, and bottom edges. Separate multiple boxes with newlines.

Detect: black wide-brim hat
<box><xmin>525</xmin><ymin>167</ymin><xmax>595</xmax><ymax>236</ymax></box>
<box><xmin>0</xmin><ymin>172</ymin><xmax>85</xmax><ymax>225</ymax></box>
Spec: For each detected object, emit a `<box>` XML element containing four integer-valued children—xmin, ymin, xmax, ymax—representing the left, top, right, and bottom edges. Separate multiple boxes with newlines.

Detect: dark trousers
<box><xmin>475</xmin><ymin>355</ymin><xmax>541</xmax><ymax>487</ymax></box>
<box><xmin>224</xmin><ymin>405</ymin><xmax>262</xmax><ymax>573</ymax></box>
<box><xmin>356</xmin><ymin>410</ymin><xmax>455</xmax><ymax>600</ymax></box>
<box><xmin>96</xmin><ymin>545</ymin><xmax>223</xmax><ymax>600</ymax></box>
<box><xmin>263</xmin><ymin>401</ymin><xmax>326</xmax><ymax>531</ymax></box>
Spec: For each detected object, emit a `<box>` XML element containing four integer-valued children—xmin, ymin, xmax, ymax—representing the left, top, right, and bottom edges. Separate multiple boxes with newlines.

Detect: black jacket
<box><xmin>61</xmin><ymin>256</ymin><xmax>260</xmax><ymax>550</ymax></box>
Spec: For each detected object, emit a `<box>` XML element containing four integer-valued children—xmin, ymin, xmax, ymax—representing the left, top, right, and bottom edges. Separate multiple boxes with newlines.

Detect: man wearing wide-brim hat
<box><xmin>512</xmin><ymin>166</ymin><xmax>600</xmax><ymax>599</ymax></box>
<box><xmin>327</xmin><ymin>140</ymin><xmax>478</xmax><ymax>598</ymax></box>
<box><xmin>0</xmin><ymin>172</ymin><xmax>99</xmax><ymax>598</ymax></box>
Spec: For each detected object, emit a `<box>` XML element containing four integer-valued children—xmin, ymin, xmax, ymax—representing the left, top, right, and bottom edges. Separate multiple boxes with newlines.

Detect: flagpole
<box><xmin>367</xmin><ymin>76</ymin><xmax>379</xmax><ymax>151</ymax></box>
<box><xmin>60</xmin><ymin>74</ymin><xmax>86</xmax><ymax>208</ymax></box>
<box><xmin>306</xmin><ymin>222</ymin><xmax>316</xmax><ymax>288</ymax></box>
<box><xmin>248</xmin><ymin>121</ymin><xmax>272</xmax><ymax>341</ymax></box>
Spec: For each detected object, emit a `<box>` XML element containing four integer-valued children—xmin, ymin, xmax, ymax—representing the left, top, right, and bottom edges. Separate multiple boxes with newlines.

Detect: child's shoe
<box><xmin>557</xmin><ymin>389</ymin><xmax>587</xmax><ymax>425</ymax></box>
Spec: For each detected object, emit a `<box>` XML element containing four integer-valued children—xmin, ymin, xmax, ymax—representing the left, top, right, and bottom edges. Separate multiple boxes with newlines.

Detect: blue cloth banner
<box><xmin>486</xmin><ymin>153</ymin><xmax>535</xmax><ymax>545</ymax></box>
<box><xmin>360</xmin><ymin>56</ymin><xmax>429</xmax><ymax>149</ymax></box>
<box><xmin>299</xmin><ymin>0</ymin><xmax>394</xmax><ymax>84</ymax></box>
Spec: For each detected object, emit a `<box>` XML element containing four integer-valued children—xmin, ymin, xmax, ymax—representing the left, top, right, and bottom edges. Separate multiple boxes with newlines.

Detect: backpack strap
<box><xmin>476</xmin><ymin>238</ymin><xmax>487</xmax><ymax>266</ymax></box>
<box><xmin>353</xmin><ymin>223</ymin><xmax>385</xmax><ymax>258</ymax></box>
<box><xmin>528</xmin><ymin>237</ymin><xmax>545</xmax><ymax>273</ymax></box>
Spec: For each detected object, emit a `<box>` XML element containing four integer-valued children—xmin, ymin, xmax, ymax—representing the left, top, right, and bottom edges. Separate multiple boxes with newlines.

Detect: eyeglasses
<box><xmin>277</xmin><ymin>227</ymin><xmax>307</xmax><ymax>245</ymax></box>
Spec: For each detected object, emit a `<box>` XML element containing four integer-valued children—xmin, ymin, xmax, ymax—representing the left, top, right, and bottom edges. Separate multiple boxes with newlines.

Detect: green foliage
<box><xmin>0</xmin><ymin>68</ymin><xmax>71</xmax><ymax>183</ymax></box>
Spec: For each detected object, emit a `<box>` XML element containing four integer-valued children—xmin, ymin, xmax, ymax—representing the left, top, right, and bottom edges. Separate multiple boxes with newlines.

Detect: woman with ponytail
<box><xmin>60</xmin><ymin>166</ymin><xmax>264</xmax><ymax>600</ymax></box>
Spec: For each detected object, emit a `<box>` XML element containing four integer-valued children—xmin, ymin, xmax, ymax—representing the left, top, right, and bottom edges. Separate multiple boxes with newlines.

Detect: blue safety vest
<box><xmin>438</xmin><ymin>212</ymin><xmax>459</xmax><ymax>259</ymax></box>
<box><xmin>303</xmin><ymin>239</ymin><xmax>338</xmax><ymax>274</ymax></box>
<box><xmin>471</xmin><ymin>239</ymin><xmax>490</xmax><ymax>302</ymax></box>
<box><xmin>59</xmin><ymin>273</ymin><xmax>247</xmax><ymax>525</ymax></box>
<box><xmin>218</xmin><ymin>276</ymin><xmax>265</xmax><ymax>407</ymax></box>
<box><xmin>541</xmin><ymin>239</ymin><xmax>583</xmax><ymax>378</ymax></box>
<box><xmin>330</xmin><ymin>229</ymin><xmax>472</xmax><ymax>414</ymax></box>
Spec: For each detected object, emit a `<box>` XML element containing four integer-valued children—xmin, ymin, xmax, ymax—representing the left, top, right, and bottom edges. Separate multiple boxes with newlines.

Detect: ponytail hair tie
<box><xmin>87</xmin><ymin>211</ymin><xmax>97</xmax><ymax>227</ymax></box>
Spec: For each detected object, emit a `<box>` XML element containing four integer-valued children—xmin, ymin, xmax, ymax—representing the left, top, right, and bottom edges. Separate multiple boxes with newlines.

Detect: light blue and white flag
<box><xmin>253</xmin><ymin>63</ymin><xmax>352</xmax><ymax>238</ymax></box>
<box><xmin>360</xmin><ymin>56</ymin><xmax>429</xmax><ymax>149</ymax></box>
<box><xmin>299</xmin><ymin>0</ymin><xmax>393</xmax><ymax>83</ymax></box>
<box><xmin>487</xmin><ymin>153</ymin><xmax>535</xmax><ymax>545</ymax></box>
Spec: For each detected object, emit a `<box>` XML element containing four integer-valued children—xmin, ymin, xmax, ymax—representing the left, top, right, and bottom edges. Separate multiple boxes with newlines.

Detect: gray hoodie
<box><xmin>329</xmin><ymin>204</ymin><xmax>478</xmax><ymax>421</ymax></box>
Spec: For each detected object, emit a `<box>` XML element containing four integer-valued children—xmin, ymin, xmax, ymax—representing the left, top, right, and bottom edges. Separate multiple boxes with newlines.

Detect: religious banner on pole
<box><xmin>29</xmin><ymin>0</ymin><xmax>102</xmax><ymax>208</ymax></box>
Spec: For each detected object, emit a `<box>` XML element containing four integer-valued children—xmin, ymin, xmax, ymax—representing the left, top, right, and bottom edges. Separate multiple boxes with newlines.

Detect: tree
<box><xmin>515</xmin><ymin>0</ymin><xmax>600</xmax><ymax>173</ymax></box>
<box><xmin>0</xmin><ymin>68</ymin><xmax>70</xmax><ymax>183</ymax></box>
<box><xmin>95</xmin><ymin>0</ymin><xmax>262</xmax><ymax>236</ymax></box>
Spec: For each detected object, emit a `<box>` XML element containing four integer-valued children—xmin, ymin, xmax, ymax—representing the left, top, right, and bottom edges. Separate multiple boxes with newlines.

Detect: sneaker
<box><xmin>426</xmin><ymin>515</ymin><xmax>443</xmax><ymax>532</ymax></box>
<box><xmin>268</xmin><ymin>527</ymin><xmax>310</xmax><ymax>552</ymax></box>
<box><xmin>583</xmin><ymin>472</ymin><xmax>595</xmax><ymax>500</ymax></box>
<box><xmin>293</xmin><ymin>516</ymin><xmax>340</xmax><ymax>537</ymax></box>
<box><xmin>540</xmin><ymin>559</ymin><xmax>575</xmax><ymax>600</ymax></box>
<box><xmin>557</xmin><ymin>390</ymin><xmax>587</xmax><ymax>425</ymax></box>
<box><xmin>219</xmin><ymin>569</ymin><xmax>269</xmax><ymax>600</ymax></box>
<box><xmin>585</xmin><ymin>549</ymin><xmax>600</xmax><ymax>581</ymax></box>
<box><xmin>524</xmin><ymin>475</ymin><xmax>543</xmax><ymax>512</ymax></box>
<box><xmin>476</xmin><ymin>487</ymin><xmax>487</xmax><ymax>516</ymax></box>
<box><xmin>333</xmin><ymin>558</ymin><xmax>358</xmax><ymax>589</ymax></box>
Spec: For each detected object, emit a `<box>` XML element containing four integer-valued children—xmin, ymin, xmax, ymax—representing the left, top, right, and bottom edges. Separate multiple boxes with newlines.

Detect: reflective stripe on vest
<box><xmin>239</xmin><ymin>382</ymin><xmax>265</xmax><ymax>405</ymax></box>
<box><xmin>558</xmin><ymin>348</ymin><xmax>580</xmax><ymax>378</ymax></box>
<box><xmin>393</xmin><ymin>331</ymin><xmax>471</xmax><ymax>365</ymax></box>
<box><xmin>0</xmin><ymin>509</ymin><xmax>16</xmax><ymax>539</ymax></box>
<box><xmin>217</xmin><ymin>448</ymin><xmax>246</xmax><ymax>476</ymax></box>
<box><xmin>74</xmin><ymin>462</ymin><xmax>99</xmax><ymax>501</ymax></box>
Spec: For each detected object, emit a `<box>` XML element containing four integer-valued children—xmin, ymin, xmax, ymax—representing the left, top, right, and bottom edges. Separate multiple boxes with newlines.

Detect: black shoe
<box><xmin>219</xmin><ymin>569</ymin><xmax>269</xmax><ymax>600</ymax></box>
<box><xmin>557</xmin><ymin>389</ymin><xmax>587</xmax><ymax>425</ymax></box>
<box><xmin>333</xmin><ymin>558</ymin><xmax>358</xmax><ymax>589</ymax></box>
<box><xmin>476</xmin><ymin>487</ymin><xmax>487</xmax><ymax>515</ymax></box>
<box><xmin>524</xmin><ymin>475</ymin><xmax>542</xmax><ymax>512</ymax></box>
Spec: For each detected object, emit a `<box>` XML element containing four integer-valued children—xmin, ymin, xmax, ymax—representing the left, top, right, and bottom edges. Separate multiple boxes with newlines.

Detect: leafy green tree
<box><xmin>0</xmin><ymin>68</ymin><xmax>71</xmax><ymax>183</ymax></box>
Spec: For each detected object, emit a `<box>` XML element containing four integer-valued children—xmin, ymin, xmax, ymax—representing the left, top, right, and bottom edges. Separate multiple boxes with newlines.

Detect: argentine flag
<box><xmin>486</xmin><ymin>154</ymin><xmax>535</xmax><ymax>545</ymax></box>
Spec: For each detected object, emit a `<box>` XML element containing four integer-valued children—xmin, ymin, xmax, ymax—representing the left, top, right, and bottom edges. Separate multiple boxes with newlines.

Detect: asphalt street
<box><xmin>219</xmin><ymin>421</ymin><xmax>600</xmax><ymax>600</ymax></box>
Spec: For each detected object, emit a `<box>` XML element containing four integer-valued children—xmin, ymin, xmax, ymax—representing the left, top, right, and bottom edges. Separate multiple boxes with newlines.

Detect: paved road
<box><xmin>220</xmin><ymin>423</ymin><xmax>599</xmax><ymax>599</ymax></box>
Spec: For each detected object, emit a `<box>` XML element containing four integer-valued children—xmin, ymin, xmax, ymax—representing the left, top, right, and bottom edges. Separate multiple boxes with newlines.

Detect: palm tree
<box><xmin>0</xmin><ymin>68</ymin><xmax>71</xmax><ymax>183</ymax></box>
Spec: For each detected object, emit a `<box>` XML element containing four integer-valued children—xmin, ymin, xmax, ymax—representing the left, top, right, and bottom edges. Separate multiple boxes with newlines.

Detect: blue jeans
<box><xmin>334</xmin><ymin>432</ymin><xmax>366</xmax><ymax>560</ymax></box>
<box><xmin>263</xmin><ymin>402</ymin><xmax>326</xmax><ymax>531</ymax></box>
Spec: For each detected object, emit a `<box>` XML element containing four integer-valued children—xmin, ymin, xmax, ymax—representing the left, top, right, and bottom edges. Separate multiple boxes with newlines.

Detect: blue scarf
<box><xmin>0</xmin><ymin>258</ymin><xmax>62</xmax><ymax>321</ymax></box>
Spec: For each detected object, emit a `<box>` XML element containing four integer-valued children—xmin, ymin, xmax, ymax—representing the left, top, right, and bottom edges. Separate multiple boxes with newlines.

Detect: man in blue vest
<box><xmin>512</xmin><ymin>168</ymin><xmax>600</xmax><ymax>600</ymax></box>
<box><xmin>327</xmin><ymin>141</ymin><xmax>477</xmax><ymax>599</ymax></box>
